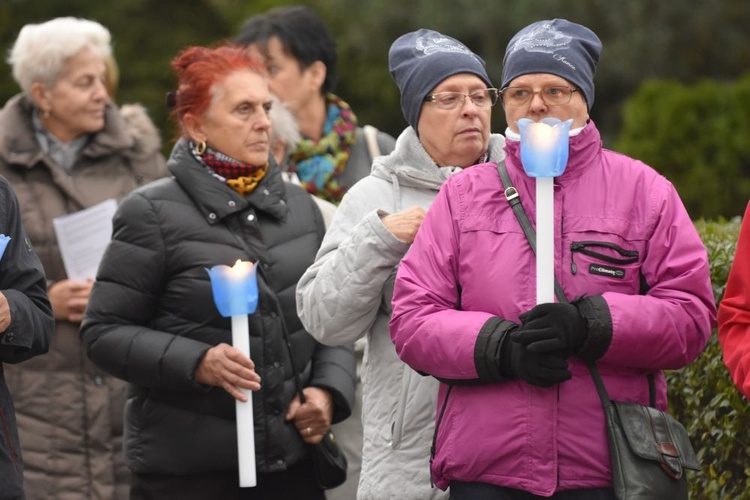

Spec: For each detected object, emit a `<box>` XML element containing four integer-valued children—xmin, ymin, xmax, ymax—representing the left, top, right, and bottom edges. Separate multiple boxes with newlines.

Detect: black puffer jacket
<box><xmin>80</xmin><ymin>140</ymin><xmax>355</xmax><ymax>476</ymax></box>
<box><xmin>0</xmin><ymin>176</ymin><xmax>54</xmax><ymax>500</ymax></box>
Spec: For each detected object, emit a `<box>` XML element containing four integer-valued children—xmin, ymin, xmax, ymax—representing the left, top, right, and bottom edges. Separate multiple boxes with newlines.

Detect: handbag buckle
<box><xmin>658</xmin><ymin>443</ymin><xmax>683</xmax><ymax>480</ymax></box>
<box><xmin>504</xmin><ymin>187</ymin><xmax>519</xmax><ymax>201</ymax></box>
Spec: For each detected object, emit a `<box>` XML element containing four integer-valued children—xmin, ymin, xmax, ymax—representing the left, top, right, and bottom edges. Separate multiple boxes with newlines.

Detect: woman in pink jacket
<box><xmin>390</xmin><ymin>19</ymin><xmax>716</xmax><ymax>499</ymax></box>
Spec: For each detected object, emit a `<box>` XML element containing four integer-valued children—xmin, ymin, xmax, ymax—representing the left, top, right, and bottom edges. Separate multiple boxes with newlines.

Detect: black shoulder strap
<box><xmin>495</xmin><ymin>161</ymin><xmax>656</xmax><ymax>408</ymax></box>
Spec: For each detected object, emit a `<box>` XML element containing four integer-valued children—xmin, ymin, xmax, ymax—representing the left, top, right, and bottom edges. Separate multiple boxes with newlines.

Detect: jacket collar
<box><xmin>370</xmin><ymin>126</ymin><xmax>507</xmax><ymax>190</ymax></box>
<box><xmin>167</xmin><ymin>139</ymin><xmax>288</xmax><ymax>225</ymax></box>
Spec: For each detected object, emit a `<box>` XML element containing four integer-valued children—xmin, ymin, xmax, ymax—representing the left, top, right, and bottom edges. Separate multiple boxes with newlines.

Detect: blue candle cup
<box><xmin>518</xmin><ymin>117</ymin><xmax>574</xmax><ymax>178</ymax></box>
<box><xmin>0</xmin><ymin>235</ymin><xmax>9</xmax><ymax>261</ymax></box>
<box><xmin>206</xmin><ymin>260</ymin><xmax>259</xmax><ymax>317</ymax></box>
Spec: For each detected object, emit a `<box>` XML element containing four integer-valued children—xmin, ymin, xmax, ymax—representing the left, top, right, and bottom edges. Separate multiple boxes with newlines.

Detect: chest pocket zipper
<box><xmin>571</xmin><ymin>241</ymin><xmax>639</xmax><ymax>275</ymax></box>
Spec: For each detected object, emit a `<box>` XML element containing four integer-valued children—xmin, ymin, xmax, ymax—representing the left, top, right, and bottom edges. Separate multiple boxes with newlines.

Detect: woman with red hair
<box><xmin>80</xmin><ymin>44</ymin><xmax>355</xmax><ymax>499</ymax></box>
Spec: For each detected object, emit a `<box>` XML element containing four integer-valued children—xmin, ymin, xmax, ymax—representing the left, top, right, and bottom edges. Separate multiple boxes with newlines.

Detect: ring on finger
<box><xmin>306</xmin><ymin>427</ymin><xmax>313</xmax><ymax>436</ymax></box>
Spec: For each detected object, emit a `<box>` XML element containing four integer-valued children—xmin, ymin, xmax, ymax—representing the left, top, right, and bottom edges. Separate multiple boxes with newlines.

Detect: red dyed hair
<box><xmin>170</xmin><ymin>44</ymin><xmax>265</xmax><ymax>133</ymax></box>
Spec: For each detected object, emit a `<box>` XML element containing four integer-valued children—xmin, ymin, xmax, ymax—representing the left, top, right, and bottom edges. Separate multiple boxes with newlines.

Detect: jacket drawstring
<box><xmin>390</xmin><ymin>171</ymin><xmax>403</xmax><ymax>213</ymax></box>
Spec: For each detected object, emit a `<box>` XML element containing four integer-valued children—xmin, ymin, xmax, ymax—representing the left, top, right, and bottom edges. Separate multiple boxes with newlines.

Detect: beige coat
<box><xmin>0</xmin><ymin>94</ymin><xmax>168</xmax><ymax>500</ymax></box>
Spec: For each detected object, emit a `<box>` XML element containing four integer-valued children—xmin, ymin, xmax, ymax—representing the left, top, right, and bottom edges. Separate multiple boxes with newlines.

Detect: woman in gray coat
<box><xmin>296</xmin><ymin>29</ymin><xmax>505</xmax><ymax>500</ymax></box>
<box><xmin>0</xmin><ymin>17</ymin><xmax>167</xmax><ymax>500</ymax></box>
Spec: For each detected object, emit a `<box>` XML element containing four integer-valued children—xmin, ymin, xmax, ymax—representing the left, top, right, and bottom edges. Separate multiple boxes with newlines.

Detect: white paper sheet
<box><xmin>52</xmin><ymin>199</ymin><xmax>117</xmax><ymax>281</ymax></box>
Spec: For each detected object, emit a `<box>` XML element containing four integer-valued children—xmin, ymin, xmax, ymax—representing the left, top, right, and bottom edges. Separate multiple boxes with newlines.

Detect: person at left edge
<box><xmin>79</xmin><ymin>44</ymin><xmax>355</xmax><ymax>500</ymax></box>
<box><xmin>0</xmin><ymin>176</ymin><xmax>55</xmax><ymax>500</ymax></box>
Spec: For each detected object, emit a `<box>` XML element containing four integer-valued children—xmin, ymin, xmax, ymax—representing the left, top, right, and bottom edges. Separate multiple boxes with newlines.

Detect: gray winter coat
<box><xmin>297</xmin><ymin>127</ymin><xmax>506</xmax><ymax>500</ymax></box>
<box><xmin>0</xmin><ymin>93</ymin><xmax>167</xmax><ymax>500</ymax></box>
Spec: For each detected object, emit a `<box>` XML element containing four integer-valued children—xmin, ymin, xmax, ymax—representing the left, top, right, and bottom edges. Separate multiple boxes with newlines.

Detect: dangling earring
<box><xmin>194</xmin><ymin>140</ymin><xmax>206</xmax><ymax>155</ymax></box>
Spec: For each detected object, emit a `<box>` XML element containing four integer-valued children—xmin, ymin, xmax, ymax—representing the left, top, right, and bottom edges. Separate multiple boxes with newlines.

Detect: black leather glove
<box><xmin>500</xmin><ymin>333</ymin><xmax>572</xmax><ymax>387</ymax></box>
<box><xmin>475</xmin><ymin>317</ymin><xmax>572</xmax><ymax>387</ymax></box>
<box><xmin>513</xmin><ymin>302</ymin><xmax>588</xmax><ymax>355</ymax></box>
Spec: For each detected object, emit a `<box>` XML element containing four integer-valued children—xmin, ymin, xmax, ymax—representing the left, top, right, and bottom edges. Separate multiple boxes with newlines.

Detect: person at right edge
<box><xmin>298</xmin><ymin>29</ymin><xmax>503</xmax><ymax>499</ymax></box>
<box><xmin>717</xmin><ymin>201</ymin><xmax>750</xmax><ymax>400</ymax></box>
<box><xmin>389</xmin><ymin>19</ymin><xmax>716</xmax><ymax>499</ymax></box>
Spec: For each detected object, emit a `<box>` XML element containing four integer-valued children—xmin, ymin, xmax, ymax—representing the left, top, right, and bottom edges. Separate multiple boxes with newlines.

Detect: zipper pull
<box><xmin>571</xmin><ymin>248</ymin><xmax>577</xmax><ymax>275</ymax></box>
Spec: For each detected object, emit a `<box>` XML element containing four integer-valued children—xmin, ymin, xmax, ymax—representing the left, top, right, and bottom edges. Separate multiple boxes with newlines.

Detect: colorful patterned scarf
<box><xmin>192</xmin><ymin>143</ymin><xmax>268</xmax><ymax>195</ymax></box>
<box><xmin>289</xmin><ymin>93</ymin><xmax>357</xmax><ymax>203</ymax></box>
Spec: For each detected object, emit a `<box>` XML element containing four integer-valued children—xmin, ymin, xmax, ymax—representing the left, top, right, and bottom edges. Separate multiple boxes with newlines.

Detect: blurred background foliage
<box><xmin>1</xmin><ymin>1</ymin><xmax>750</xmax><ymax>497</ymax></box>
<box><xmin>2</xmin><ymin>1</ymin><xmax>750</xmax><ymax>219</ymax></box>
<box><xmin>616</xmin><ymin>76</ymin><xmax>750</xmax><ymax>219</ymax></box>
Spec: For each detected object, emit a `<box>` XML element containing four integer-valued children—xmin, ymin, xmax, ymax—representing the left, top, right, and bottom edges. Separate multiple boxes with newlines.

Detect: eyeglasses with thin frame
<box><xmin>424</xmin><ymin>88</ymin><xmax>499</xmax><ymax>110</ymax></box>
<box><xmin>500</xmin><ymin>86</ymin><xmax>579</xmax><ymax>107</ymax></box>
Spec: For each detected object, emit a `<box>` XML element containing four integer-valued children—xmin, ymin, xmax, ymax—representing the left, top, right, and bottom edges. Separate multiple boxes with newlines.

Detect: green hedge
<box><xmin>666</xmin><ymin>218</ymin><xmax>750</xmax><ymax>499</ymax></box>
<box><xmin>615</xmin><ymin>75</ymin><xmax>750</xmax><ymax>219</ymax></box>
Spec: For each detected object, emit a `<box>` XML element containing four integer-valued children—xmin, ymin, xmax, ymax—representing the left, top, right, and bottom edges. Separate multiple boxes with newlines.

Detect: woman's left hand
<box><xmin>286</xmin><ymin>387</ymin><xmax>334</xmax><ymax>444</ymax></box>
<box><xmin>49</xmin><ymin>279</ymin><xmax>93</xmax><ymax>323</ymax></box>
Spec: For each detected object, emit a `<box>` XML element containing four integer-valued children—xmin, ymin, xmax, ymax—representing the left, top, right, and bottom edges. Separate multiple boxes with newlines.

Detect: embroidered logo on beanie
<box><xmin>389</xmin><ymin>29</ymin><xmax>492</xmax><ymax>132</ymax></box>
<box><xmin>501</xmin><ymin>19</ymin><xmax>601</xmax><ymax>110</ymax></box>
<box><xmin>508</xmin><ymin>22</ymin><xmax>574</xmax><ymax>56</ymax></box>
<box><xmin>413</xmin><ymin>32</ymin><xmax>479</xmax><ymax>59</ymax></box>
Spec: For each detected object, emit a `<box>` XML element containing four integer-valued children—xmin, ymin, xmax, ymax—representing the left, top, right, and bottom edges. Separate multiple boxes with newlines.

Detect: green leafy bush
<box><xmin>616</xmin><ymin>75</ymin><xmax>750</xmax><ymax>219</ymax></box>
<box><xmin>666</xmin><ymin>218</ymin><xmax>750</xmax><ymax>499</ymax></box>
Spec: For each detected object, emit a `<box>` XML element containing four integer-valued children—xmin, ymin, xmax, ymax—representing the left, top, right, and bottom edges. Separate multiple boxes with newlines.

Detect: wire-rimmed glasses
<box><xmin>500</xmin><ymin>86</ymin><xmax>579</xmax><ymax>107</ymax></box>
<box><xmin>424</xmin><ymin>88</ymin><xmax>499</xmax><ymax>110</ymax></box>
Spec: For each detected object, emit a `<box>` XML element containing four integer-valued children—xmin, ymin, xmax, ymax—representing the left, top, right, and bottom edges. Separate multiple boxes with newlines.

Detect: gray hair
<box><xmin>8</xmin><ymin>17</ymin><xmax>112</xmax><ymax>94</ymax></box>
<box><xmin>269</xmin><ymin>95</ymin><xmax>301</xmax><ymax>154</ymax></box>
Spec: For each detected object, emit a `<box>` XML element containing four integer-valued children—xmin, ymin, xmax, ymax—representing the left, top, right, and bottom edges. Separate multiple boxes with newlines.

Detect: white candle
<box><xmin>232</xmin><ymin>312</ymin><xmax>256</xmax><ymax>487</ymax></box>
<box><xmin>206</xmin><ymin>259</ymin><xmax>259</xmax><ymax>488</ymax></box>
<box><xmin>536</xmin><ymin>177</ymin><xmax>555</xmax><ymax>304</ymax></box>
<box><xmin>518</xmin><ymin>118</ymin><xmax>571</xmax><ymax>305</ymax></box>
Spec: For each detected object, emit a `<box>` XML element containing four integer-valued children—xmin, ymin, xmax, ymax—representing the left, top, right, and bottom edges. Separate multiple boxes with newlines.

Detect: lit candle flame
<box><xmin>518</xmin><ymin>117</ymin><xmax>573</xmax><ymax>178</ymax></box>
<box><xmin>205</xmin><ymin>260</ymin><xmax>258</xmax><ymax>317</ymax></box>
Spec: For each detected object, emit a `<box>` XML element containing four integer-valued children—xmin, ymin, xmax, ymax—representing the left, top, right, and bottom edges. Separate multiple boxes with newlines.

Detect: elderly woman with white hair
<box><xmin>0</xmin><ymin>17</ymin><xmax>167</xmax><ymax>499</ymax></box>
<box><xmin>269</xmin><ymin>94</ymin><xmax>302</xmax><ymax>168</ymax></box>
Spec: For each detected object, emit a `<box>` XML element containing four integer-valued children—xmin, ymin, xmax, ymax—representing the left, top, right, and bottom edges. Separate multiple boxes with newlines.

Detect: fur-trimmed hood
<box><xmin>119</xmin><ymin>102</ymin><xmax>162</xmax><ymax>157</ymax></box>
<box><xmin>0</xmin><ymin>94</ymin><xmax>164</xmax><ymax>165</ymax></box>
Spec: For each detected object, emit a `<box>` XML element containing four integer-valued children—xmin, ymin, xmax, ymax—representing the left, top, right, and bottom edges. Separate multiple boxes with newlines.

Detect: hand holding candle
<box><xmin>518</xmin><ymin>118</ymin><xmax>572</xmax><ymax>304</ymax></box>
<box><xmin>206</xmin><ymin>259</ymin><xmax>259</xmax><ymax>488</ymax></box>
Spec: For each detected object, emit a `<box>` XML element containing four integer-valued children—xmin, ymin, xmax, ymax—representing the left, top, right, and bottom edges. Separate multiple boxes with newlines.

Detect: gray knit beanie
<box><xmin>389</xmin><ymin>29</ymin><xmax>492</xmax><ymax>131</ymax></box>
<box><xmin>501</xmin><ymin>19</ymin><xmax>601</xmax><ymax>110</ymax></box>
